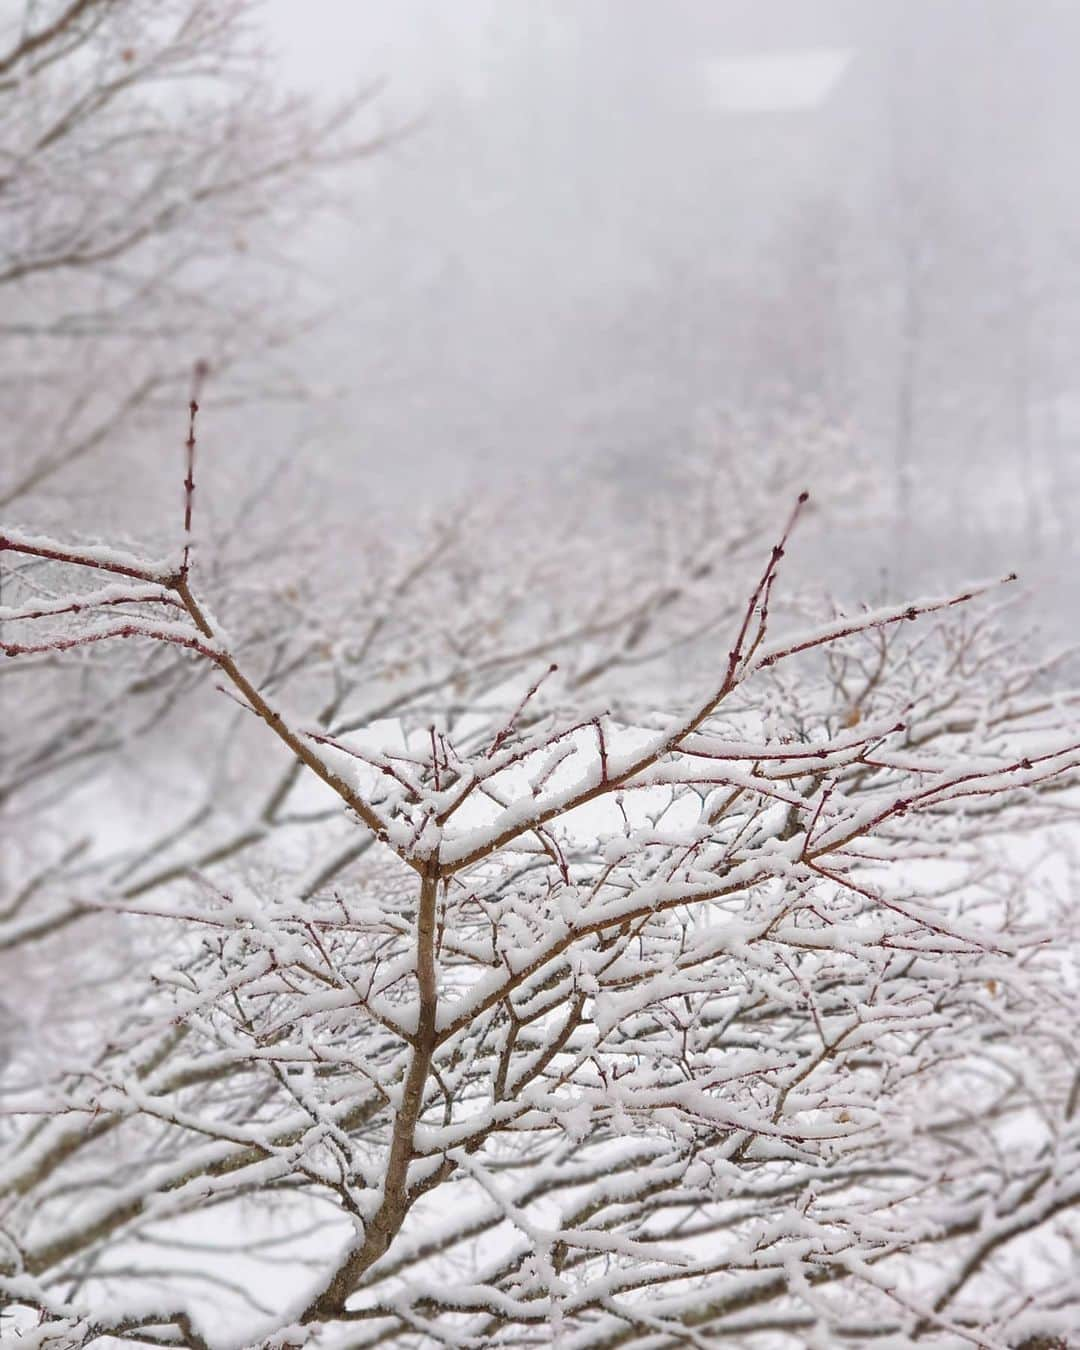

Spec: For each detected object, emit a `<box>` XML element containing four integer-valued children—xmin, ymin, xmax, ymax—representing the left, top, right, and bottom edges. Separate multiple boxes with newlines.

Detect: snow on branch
<box><xmin>2</xmin><ymin>475</ymin><xmax>1079</xmax><ymax>1348</ymax></box>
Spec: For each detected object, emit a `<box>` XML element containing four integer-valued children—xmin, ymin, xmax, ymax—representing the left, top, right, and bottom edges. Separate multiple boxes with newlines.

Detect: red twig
<box><xmin>181</xmin><ymin>361</ymin><xmax>208</xmax><ymax>583</ymax></box>
<box><xmin>486</xmin><ymin>663</ymin><xmax>558</xmax><ymax>759</ymax></box>
<box><xmin>1</xmin><ymin>622</ymin><xmax>219</xmax><ymax>660</ymax></box>
<box><xmin>0</xmin><ymin>532</ymin><xmax>166</xmax><ymax>582</ymax></box>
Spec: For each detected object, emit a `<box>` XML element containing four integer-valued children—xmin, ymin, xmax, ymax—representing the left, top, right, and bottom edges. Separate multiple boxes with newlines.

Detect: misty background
<box><xmin>248</xmin><ymin>0</ymin><xmax>1079</xmax><ymax>621</ymax></box>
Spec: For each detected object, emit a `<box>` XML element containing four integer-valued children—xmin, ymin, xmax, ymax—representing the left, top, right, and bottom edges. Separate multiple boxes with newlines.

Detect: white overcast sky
<box><xmin>259</xmin><ymin>4</ymin><xmax>851</xmax><ymax>113</ymax></box>
<box><xmin>259</xmin><ymin>2</ymin><xmax>493</xmax><ymax>105</ymax></box>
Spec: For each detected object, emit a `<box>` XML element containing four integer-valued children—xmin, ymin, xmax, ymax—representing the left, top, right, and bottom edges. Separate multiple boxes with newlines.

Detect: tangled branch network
<box><xmin>2</xmin><ymin>408</ymin><xmax>1079</xmax><ymax>1348</ymax></box>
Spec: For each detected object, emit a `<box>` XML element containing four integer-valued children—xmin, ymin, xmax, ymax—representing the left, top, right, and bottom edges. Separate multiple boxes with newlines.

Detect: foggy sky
<box><xmin>255</xmin><ymin>2</ymin><xmax>1080</xmax><ymax>613</ymax></box>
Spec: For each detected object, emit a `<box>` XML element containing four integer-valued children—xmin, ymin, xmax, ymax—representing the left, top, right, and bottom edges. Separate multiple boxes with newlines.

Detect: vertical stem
<box><xmin>304</xmin><ymin>865</ymin><xmax>440</xmax><ymax>1319</ymax></box>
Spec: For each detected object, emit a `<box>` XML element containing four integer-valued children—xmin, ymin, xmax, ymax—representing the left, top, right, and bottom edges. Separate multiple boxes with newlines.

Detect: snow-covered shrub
<box><xmin>2</xmin><ymin>440</ymin><xmax>1078</xmax><ymax>1346</ymax></box>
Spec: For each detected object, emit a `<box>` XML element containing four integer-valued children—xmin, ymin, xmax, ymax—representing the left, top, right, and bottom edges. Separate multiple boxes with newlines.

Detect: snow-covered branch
<box><xmin>2</xmin><ymin>468</ymin><xmax>1078</xmax><ymax>1347</ymax></box>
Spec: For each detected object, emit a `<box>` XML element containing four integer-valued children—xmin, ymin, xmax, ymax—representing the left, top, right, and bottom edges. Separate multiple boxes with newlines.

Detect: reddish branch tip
<box><xmin>797</xmin><ymin>490</ymin><xmax>810</xmax><ymax>504</ymax></box>
<box><xmin>181</xmin><ymin>389</ymin><xmax>201</xmax><ymax>580</ymax></box>
<box><xmin>190</xmin><ymin>358</ymin><xmax>210</xmax><ymax>405</ymax></box>
<box><xmin>1004</xmin><ymin>571</ymin><xmax>1018</xmax><ymax>583</ymax></box>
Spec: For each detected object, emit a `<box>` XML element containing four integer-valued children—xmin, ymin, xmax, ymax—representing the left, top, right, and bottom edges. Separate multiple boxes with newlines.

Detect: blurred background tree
<box><xmin>0</xmin><ymin>0</ymin><xmax>387</xmax><ymax>534</ymax></box>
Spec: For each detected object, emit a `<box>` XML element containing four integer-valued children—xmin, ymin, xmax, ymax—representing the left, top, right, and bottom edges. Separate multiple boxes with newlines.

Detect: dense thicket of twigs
<box><xmin>3</xmin><ymin>416</ymin><xmax>1080</xmax><ymax>1347</ymax></box>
